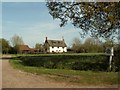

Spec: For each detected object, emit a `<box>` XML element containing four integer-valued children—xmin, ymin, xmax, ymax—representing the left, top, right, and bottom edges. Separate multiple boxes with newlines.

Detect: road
<box><xmin>0</xmin><ymin>57</ymin><xmax>2</xmax><ymax>89</ymax></box>
<box><xmin>1</xmin><ymin>55</ymin><xmax>118</xmax><ymax>88</ymax></box>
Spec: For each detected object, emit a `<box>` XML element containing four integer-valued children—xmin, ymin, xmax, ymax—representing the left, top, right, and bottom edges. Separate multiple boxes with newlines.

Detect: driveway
<box><xmin>1</xmin><ymin>55</ymin><xmax>118</xmax><ymax>88</ymax></box>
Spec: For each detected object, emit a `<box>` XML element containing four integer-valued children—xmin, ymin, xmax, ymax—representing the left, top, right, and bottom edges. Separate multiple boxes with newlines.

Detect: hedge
<box><xmin>15</xmin><ymin>54</ymin><xmax>113</xmax><ymax>71</ymax></box>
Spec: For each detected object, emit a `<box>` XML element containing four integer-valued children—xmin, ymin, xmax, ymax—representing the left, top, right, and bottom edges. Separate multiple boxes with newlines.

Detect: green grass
<box><xmin>10</xmin><ymin>59</ymin><xmax>118</xmax><ymax>85</ymax></box>
<box><xmin>15</xmin><ymin>53</ymin><xmax>105</xmax><ymax>57</ymax></box>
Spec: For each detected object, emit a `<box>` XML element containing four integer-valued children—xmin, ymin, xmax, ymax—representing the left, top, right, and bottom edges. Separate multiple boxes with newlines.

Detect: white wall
<box><xmin>49</xmin><ymin>46</ymin><xmax>67</xmax><ymax>53</ymax></box>
<box><xmin>49</xmin><ymin>47</ymin><xmax>53</xmax><ymax>53</ymax></box>
<box><xmin>63</xmin><ymin>47</ymin><xmax>67</xmax><ymax>52</ymax></box>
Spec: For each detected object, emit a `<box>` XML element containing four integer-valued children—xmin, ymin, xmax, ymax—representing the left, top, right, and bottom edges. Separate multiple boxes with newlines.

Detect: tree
<box><xmin>72</xmin><ymin>37</ymin><xmax>82</xmax><ymax>53</ymax></box>
<box><xmin>0</xmin><ymin>38</ymin><xmax>10</xmax><ymax>54</ymax></box>
<box><xmin>83</xmin><ymin>37</ymin><xmax>103</xmax><ymax>53</ymax></box>
<box><xmin>11</xmin><ymin>34</ymin><xmax>24</xmax><ymax>47</ymax></box>
<box><xmin>46</xmin><ymin>2</ymin><xmax>120</xmax><ymax>39</ymax></box>
<box><xmin>118</xmin><ymin>30</ymin><xmax>120</xmax><ymax>44</ymax></box>
<box><xmin>11</xmin><ymin>35</ymin><xmax>24</xmax><ymax>53</ymax></box>
<box><xmin>8</xmin><ymin>46</ymin><xmax>17</xmax><ymax>54</ymax></box>
<box><xmin>35</xmin><ymin>43</ymin><xmax>44</xmax><ymax>52</ymax></box>
<box><xmin>103</xmin><ymin>39</ymin><xmax>113</xmax><ymax>48</ymax></box>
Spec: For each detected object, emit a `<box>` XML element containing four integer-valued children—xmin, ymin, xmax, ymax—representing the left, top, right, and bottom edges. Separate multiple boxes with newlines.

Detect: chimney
<box><xmin>46</xmin><ymin>37</ymin><xmax>47</xmax><ymax>40</ymax></box>
<box><xmin>62</xmin><ymin>36</ymin><xmax>64</xmax><ymax>41</ymax></box>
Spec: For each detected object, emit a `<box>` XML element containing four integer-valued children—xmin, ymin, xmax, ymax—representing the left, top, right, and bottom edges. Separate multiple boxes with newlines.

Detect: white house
<box><xmin>44</xmin><ymin>37</ymin><xmax>67</xmax><ymax>53</ymax></box>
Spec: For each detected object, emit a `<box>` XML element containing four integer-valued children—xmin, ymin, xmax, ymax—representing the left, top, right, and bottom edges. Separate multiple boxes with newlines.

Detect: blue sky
<box><xmin>2</xmin><ymin>2</ymin><xmax>85</xmax><ymax>47</ymax></box>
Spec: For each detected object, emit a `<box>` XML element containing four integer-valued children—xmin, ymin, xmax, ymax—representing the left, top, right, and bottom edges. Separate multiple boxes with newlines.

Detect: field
<box><xmin>9</xmin><ymin>53</ymin><xmax>119</xmax><ymax>86</ymax></box>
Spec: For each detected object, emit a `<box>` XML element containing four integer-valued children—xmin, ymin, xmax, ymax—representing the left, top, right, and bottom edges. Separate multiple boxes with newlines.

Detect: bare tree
<box><xmin>72</xmin><ymin>37</ymin><xmax>82</xmax><ymax>53</ymax></box>
<box><xmin>11</xmin><ymin>34</ymin><xmax>24</xmax><ymax>47</ymax></box>
<box><xmin>35</xmin><ymin>43</ymin><xmax>43</xmax><ymax>52</ymax></box>
<box><xmin>11</xmin><ymin>34</ymin><xmax>24</xmax><ymax>53</ymax></box>
<box><xmin>83</xmin><ymin>37</ymin><xmax>103</xmax><ymax>53</ymax></box>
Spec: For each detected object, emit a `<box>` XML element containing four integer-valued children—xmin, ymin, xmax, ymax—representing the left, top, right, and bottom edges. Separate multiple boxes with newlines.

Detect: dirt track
<box><xmin>1</xmin><ymin>55</ymin><xmax>118</xmax><ymax>88</ymax></box>
<box><xmin>0</xmin><ymin>58</ymin><xmax>2</xmax><ymax>89</ymax></box>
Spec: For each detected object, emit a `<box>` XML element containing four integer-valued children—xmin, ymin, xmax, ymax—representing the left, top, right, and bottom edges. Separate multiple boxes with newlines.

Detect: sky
<box><xmin>0</xmin><ymin>2</ymin><xmax>2</xmax><ymax>39</ymax></box>
<box><xmin>2</xmin><ymin>2</ymin><xmax>85</xmax><ymax>48</ymax></box>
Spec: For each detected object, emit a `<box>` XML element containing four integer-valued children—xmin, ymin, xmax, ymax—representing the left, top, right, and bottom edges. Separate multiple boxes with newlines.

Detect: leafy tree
<box><xmin>46</xmin><ymin>2</ymin><xmax>120</xmax><ymax>39</ymax></box>
<box><xmin>8</xmin><ymin>46</ymin><xmax>16</xmax><ymax>54</ymax></box>
<box><xmin>0</xmin><ymin>38</ymin><xmax>10</xmax><ymax>54</ymax></box>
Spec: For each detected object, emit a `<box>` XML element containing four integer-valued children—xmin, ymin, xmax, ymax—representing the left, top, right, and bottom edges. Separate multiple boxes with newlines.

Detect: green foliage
<box><xmin>8</xmin><ymin>46</ymin><xmax>17</xmax><ymax>54</ymax></box>
<box><xmin>0</xmin><ymin>38</ymin><xmax>10</xmax><ymax>54</ymax></box>
<box><xmin>46</xmin><ymin>2</ymin><xmax>120</xmax><ymax>39</ymax></box>
<box><xmin>16</xmin><ymin>54</ymin><xmax>110</xmax><ymax>71</ymax></box>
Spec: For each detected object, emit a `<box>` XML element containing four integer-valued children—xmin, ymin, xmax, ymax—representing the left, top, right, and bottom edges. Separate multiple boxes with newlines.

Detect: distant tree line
<box><xmin>0</xmin><ymin>35</ymin><xmax>24</xmax><ymax>54</ymax></box>
<box><xmin>69</xmin><ymin>37</ymin><xmax>119</xmax><ymax>54</ymax></box>
<box><xmin>0</xmin><ymin>34</ymin><xmax>44</xmax><ymax>54</ymax></box>
<box><xmin>0</xmin><ymin>35</ymin><xmax>119</xmax><ymax>54</ymax></box>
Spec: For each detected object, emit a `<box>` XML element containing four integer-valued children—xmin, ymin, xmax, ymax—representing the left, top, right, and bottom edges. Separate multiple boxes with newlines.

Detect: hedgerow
<box><xmin>15</xmin><ymin>54</ymin><xmax>112</xmax><ymax>71</ymax></box>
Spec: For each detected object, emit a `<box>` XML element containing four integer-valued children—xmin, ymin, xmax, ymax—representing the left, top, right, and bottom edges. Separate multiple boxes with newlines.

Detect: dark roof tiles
<box><xmin>46</xmin><ymin>40</ymin><xmax>67</xmax><ymax>47</ymax></box>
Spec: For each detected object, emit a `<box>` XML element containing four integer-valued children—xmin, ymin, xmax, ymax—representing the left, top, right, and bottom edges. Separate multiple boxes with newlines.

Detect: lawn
<box><xmin>15</xmin><ymin>53</ymin><xmax>105</xmax><ymax>56</ymax></box>
<box><xmin>10</xmin><ymin>58</ymin><xmax>118</xmax><ymax>86</ymax></box>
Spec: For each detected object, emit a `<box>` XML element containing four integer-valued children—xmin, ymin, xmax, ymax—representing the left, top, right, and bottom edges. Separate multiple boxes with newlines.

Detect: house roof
<box><xmin>30</xmin><ymin>48</ymin><xmax>38</xmax><ymax>52</ymax></box>
<box><xmin>46</xmin><ymin>40</ymin><xmax>67</xmax><ymax>47</ymax></box>
<box><xmin>18</xmin><ymin>45</ymin><xmax>30</xmax><ymax>51</ymax></box>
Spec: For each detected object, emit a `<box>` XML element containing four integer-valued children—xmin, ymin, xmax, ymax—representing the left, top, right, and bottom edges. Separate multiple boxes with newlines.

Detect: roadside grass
<box><xmin>15</xmin><ymin>53</ymin><xmax>105</xmax><ymax>57</ymax></box>
<box><xmin>9</xmin><ymin>59</ymin><xmax>118</xmax><ymax>86</ymax></box>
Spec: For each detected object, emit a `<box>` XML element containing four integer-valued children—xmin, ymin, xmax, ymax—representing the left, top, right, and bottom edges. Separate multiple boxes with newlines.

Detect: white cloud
<box><xmin>3</xmin><ymin>20</ymin><xmax>82</xmax><ymax>47</ymax></box>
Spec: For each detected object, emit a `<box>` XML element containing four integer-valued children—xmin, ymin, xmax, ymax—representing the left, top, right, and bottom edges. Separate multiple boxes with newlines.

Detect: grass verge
<box><xmin>9</xmin><ymin>59</ymin><xmax>118</xmax><ymax>86</ymax></box>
